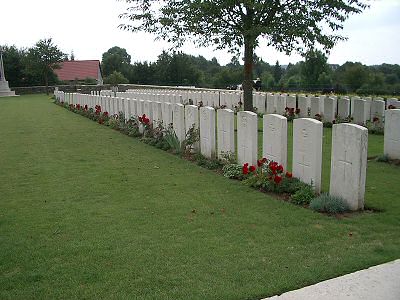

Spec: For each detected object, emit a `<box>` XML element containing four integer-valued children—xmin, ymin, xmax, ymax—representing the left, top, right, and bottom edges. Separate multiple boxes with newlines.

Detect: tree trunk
<box><xmin>243</xmin><ymin>37</ymin><xmax>254</xmax><ymax>111</ymax></box>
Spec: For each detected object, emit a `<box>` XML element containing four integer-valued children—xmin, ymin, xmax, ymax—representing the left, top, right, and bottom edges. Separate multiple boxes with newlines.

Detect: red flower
<box><xmin>274</xmin><ymin>175</ymin><xmax>283</xmax><ymax>184</ymax></box>
<box><xmin>286</xmin><ymin>172</ymin><xmax>293</xmax><ymax>178</ymax></box>
<box><xmin>242</xmin><ymin>163</ymin><xmax>249</xmax><ymax>175</ymax></box>
<box><xmin>98</xmin><ymin>118</ymin><xmax>104</xmax><ymax>124</ymax></box>
<box><xmin>257</xmin><ymin>159</ymin><xmax>263</xmax><ymax>167</ymax></box>
<box><xmin>103</xmin><ymin>111</ymin><xmax>109</xmax><ymax>117</ymax></box>
<box><xmin>277</xmin><ymin>164</ymin><xmax>284</xmax><ymax>172</ymax></box>
<box><xmin>249</xmin><ymin>165</ymin><xmax>256</xmax><ymax>172</ymax></box>
<box><xmin>84</xmin><ymin>105</ymin><xmax>88</xmax><ymax>110</ymax></box>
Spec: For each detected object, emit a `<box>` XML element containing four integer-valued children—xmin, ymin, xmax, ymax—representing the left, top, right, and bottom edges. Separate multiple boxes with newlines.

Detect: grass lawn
<box><xmin>1</xmin><ymin>94</ymin><xmax>399</xmax><ymax>300</ymax></box>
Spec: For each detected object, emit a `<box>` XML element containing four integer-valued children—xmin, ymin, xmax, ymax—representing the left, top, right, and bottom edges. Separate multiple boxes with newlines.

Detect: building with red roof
<box><xmin>54</xmin><ymin>60</ymin><xmax>103</xmax><ymax>85</ymax></box>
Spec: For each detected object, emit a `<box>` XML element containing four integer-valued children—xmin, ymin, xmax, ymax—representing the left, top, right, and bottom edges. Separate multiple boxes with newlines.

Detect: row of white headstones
<box><xmin>99</xmin><ymin>89</ymin><xmax>400</xmax><ymax>125</ymax></box>
<box><xmin>56</xmin><ymin>91</ymin><xmax>400</xmax><ymax>211</ymax></box>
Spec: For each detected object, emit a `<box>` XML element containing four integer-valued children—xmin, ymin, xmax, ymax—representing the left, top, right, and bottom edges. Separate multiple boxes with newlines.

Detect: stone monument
<box><xmin>0</xmin><ymin>48</ymin><xmax>16</xmax><ymax>97</ymax></box>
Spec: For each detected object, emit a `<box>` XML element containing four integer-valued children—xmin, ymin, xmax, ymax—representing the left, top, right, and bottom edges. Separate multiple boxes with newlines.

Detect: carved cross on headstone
<box><xmin>219</xmin><ymin>121</ymin><xmax>230</xmax><ymax>150</ymax></box>
<box><xmin>297</xmin><ymin>128</ymin><xmax>311</xmax><ymax>177</ymax></box>
<box><xmin>337</xmin><ymin>149</ymin><xmax>353</xmax><ymax>182</ymax></box>
<box><xmin>265</xmin><ymin>120</ymin><xmax>278</xmax><ymax>161</ymax></box>
<box><xmin>239</xmin><ymin>115</ymin><xmax>250</xmax><ymax>159</ymax></box>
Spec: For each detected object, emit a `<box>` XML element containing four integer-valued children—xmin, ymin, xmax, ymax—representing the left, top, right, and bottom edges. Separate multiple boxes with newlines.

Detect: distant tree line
<box><xmin>1</xmin><ymin>39</ymin><xmax>67</xmax><ymax>93</ymax></box>
<box><xmin>2</xmin><ymin>41</ymin><xmax>400</xmax><ymax>96</ymax></box>
<box><xmin>102</xmin><ymin>46</ymin><xmax>400</xmax><ymax>95</ymax></box>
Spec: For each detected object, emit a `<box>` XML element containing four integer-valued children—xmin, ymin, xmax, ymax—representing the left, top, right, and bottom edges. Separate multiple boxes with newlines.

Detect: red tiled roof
<box><xmin>54</xmin><ymin>60</ymin><xmax>101</xmax><ymax>81</ymax></box>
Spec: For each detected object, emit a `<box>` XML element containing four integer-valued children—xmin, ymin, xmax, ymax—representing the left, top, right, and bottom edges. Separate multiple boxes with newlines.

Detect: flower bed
<box><xmin>55</xmin><ymin>99</ymin><xmax>349</xmax><ymax>214</ymax></box>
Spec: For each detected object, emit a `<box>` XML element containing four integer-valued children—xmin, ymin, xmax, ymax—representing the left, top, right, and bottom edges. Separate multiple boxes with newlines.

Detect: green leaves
<box><xmin>119</xmin><ymin>0</ymin><xmax>368</xmax><ymax>54</ymax></box>
<box><xmin>118</xmin><ymin>0</ymin><xmax>368</xmax><ymax>109</ymax></box>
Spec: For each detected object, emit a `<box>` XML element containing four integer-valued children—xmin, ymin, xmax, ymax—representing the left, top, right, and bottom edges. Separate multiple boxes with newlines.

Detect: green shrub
<box><xmin>276</xmin><ymin>177</ymin><xmax>303</xmax><ymax>194</ymax></box>
<box><xmin>182</xmin><ymin>124</ymin><xmax>200</xmax><ymax>156</ymax></box>
<box><xmin>310</xmin><ymin>193</ymin><xmax>350</xmax><ymax>214</ymax></box>
<box><xmin>194</xmin><ymin>154</ymin><xmax>223</xmax><ymax>170</ymax></box>
<box><xmin>291</xmin><ymin>185</ymin><xmax>315</xmax><ymax>205</ymax></box>
<box><xmin>219</xmin><ymin>151</ymin><xmax>236</xmax><ymax>164</ymax></box>
<box><xmin>163</xmin><ymin>126</ymin><xmax>181</xmax><ymax>155</ymax></box>
<box><xmin>366</xmin><ymin>119</ymin><xmax>384</xmax><ymax>135</ymax></box>
<box><xmin>107</xmin><ymin>115</ymin><xmax>120</xmax><ymax>130</ymax></box>
<box><xmin>376</xmin><ymin>154</ymin><xmax>389</xmax><ymax>162</ymax></box>
<box><xmin>222</xmin><ymin>164</ymin><xmax>243</xmax><ymax>179</ymax></box>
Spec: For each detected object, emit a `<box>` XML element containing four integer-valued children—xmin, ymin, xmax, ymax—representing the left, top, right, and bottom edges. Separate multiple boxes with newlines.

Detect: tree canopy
<box><xmin>119</xmin><ymin>0</ymin><xmax>368</xmax><ymax>110</ymax></box>
<box><xmin>101</xmin><ymin>46</ymin><xmax>132</xmax><ymax>78</ymax></box>
<box><xmin>26</xmin><ymin>38</ymin><xmax>66</xmax><ymax>93</ymax></box>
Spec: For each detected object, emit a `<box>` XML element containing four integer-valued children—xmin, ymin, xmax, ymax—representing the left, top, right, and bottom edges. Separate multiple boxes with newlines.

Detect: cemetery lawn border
<box><xmin>1</xmin><ymin>94</ymin><xmax>399</xmax><ymax>300</ymax></box>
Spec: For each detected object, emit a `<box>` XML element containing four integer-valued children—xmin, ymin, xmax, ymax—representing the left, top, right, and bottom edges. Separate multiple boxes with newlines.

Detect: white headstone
<box><xmin>173</xmin><ymin>103</ymin><xmax>185</xmax><ymax>142</ymax></box>
<box><xmin>266</xmin><ymin>94</ymin><xmax>276</xmax><ymax>114</ymax></box>
<box><xmin>185</xmin><ymin>105</ymin><xmax>200</xmax><ymax>151</ymax></box>
<box><xmin>310</xmin><ymin>96</ymin><xmax>321</xmax><ymax>120</ymax></box>
<box><xmin>330</xmin><ymin>123</ymin><xmax>368</xmax><ymax>210</ymax></box>
<box><xmin>352</xmin><ymin>99</ymin><xmax>367</xmax><ymax>125</ymax></box>
<box><xmin>217</xmin><ymin>109</ymin><xmax>235</xmax><ymax>158</ymax></box>
<box><xmin>323</xmin><ymin>97</ymin><xmax>336</xmax><ymax>122</ymax></box>
<box><xmin>364</xmin><ymin>98</ymin><xmax>372</xmax><ymax>122</ymax></box>
<box><xmin>162</xmin><ymin>102</ymin><xmax>173</xmax><ymax>127</ymax></box>
<box><xmin>137</xmin><ymin>100</ymin><xmax>145</xmax><ymax>117</ymax></box>
<box><xmin>276</xmin><ymin>94</ymin><xmax>287</xmax><ymax>115</ymax></box>
<box><xmin>297</xmin><ymin>96</ymin><xmax>309</xmax><ymax>118</ymax></box>
<box><xmin>293</xmin><ymin>118</ymin><xmax>323</xmax><ymax>192</ymax></box>
<box><xmin>122</xmin><ymin>98</ymin><xmax>128</xmax><ymax>120</ymax></box>
<box><xmin>254</xmin><ymin>93</ymin><xmax>266</xmax><ymax>113</ymax></box>
<box><xmin>161</xmin><ymin>102</ymin><xmax>173</xmax><ymax>128</ymax></box>
<box><xmin>125</xmin><ymin>99</ymin><xmax>132</xmax><ymax>119</ymax></box>
<box><xmin>144</xmin><ymin>100</ymin><xmax>153</xmax><ymax>121</ymax></box>
<box><xmin>286</xmin><ymin>95</ymin><xmax>296</xmax><ymax>110</ymax></box>
<box><xmin>318</xmin><ymin>96</ymin><xmax>325</xmax><ymax>115</ymax></box>
<box><xmin>130</xmin><ymin>99</ymin><xmax>137</xmax><ymax>117</ymax></box>
<box><xmin>185</xmin><ymin>105</ymin><xmax>199</xmax><ymax>132</ymax></box>
<box><xmin>237</xmin><ymin>111</ymin><xmax>258</xmax><ymax>165</ymax></box>
<box><xmin>387</xmin><ymin>98</ymin><xmax>400</xmax><ymax>109</ymax></box>
<box><xmin>351</xmin><ymin>96</ymin><xmax>361</xmax><ymax>115</ymax></box>
<box><xmin>263</xmin><ymin>114</ymin><xmax>287</xmax><ymax>168</ymax></box>
<box><xmin>199</xmin><ymin>106</ymin><xmax>216</xmax><ymax>158</ymax></box>
<box><xmin>338</xmin><ymin>98</ymin><xmax>350</xmax><ymax>119</ymax></box>
<box><xmin>384</xmin><ymin>109</ymin><xmax>400</xmax><ymax>160</ymax></box>
<box><xmin>370</xmin><ymin>100</ymin><xmax>385</xmax><ymax>120</ymax></box>
<box><xmin>152</xmin><ymin>101</ymin><xmax>163</xmax><ymax>125</ymax></box>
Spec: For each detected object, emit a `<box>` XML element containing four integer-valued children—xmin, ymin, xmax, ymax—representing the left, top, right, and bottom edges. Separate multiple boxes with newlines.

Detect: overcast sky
<box><xmin>1</xmin><ymin>0</ymin><xmax>399</xmax><ymax>66</ymax></box>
